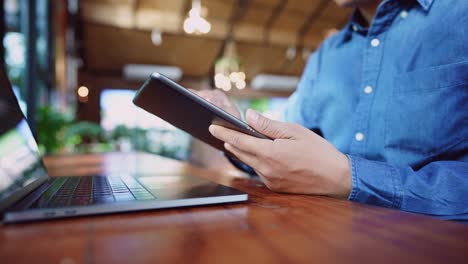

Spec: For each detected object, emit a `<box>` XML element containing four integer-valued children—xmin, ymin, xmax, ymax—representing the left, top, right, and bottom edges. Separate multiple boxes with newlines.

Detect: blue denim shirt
<box><xmin>285</xmin><ymin>0</ymin><xmax>468</xmax><ymax>221</ymax></box>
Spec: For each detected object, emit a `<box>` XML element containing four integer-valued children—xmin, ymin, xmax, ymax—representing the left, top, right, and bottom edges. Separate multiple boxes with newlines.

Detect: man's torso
<box><xmin>286</xmin><ymin>0</ymin><xmax>468</xmax><ymax>168</ymax></box>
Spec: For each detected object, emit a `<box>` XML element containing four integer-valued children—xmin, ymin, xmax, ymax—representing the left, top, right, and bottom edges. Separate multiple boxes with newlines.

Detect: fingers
<box><xmin>224</xmin><ymin>143</ymin><xmax>263</xmax><ymax>169</ymax></box>
<box><xmin>196</xmin><ymin>89</ymin><xmax>223</xmax><ymax>100</ymax></box>
<box><xmin>193</xmin><ymin>90</ymin><xmax>241</xmax><ymax>118</ymax></box>
<box><xmin>246</xmin><ymin>109</ymin><xmax>294</xmax><ymax>139</ymax></box>
<box><xmin>193</xmin><ymin>89</ymin><xmax>215</xmax><ymax>102</ymax></box>
<box><xmin>209</xmin><ymin>125</ymin><xmax>270</xmax><ymax>155</ymax></box>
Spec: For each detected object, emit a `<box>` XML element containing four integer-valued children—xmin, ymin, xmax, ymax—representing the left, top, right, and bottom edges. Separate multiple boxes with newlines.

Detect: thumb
<box><xmin>246</xmin><ymin>109</ymin><xmax>292</xmax><ymax>139</ymax></box>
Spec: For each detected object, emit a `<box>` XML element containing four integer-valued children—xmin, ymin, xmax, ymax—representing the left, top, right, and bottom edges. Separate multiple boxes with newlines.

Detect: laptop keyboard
<box><xmin>29</xmin><ymin>176</ymin><xmax>156</xmax><ymax>209</ymax></box>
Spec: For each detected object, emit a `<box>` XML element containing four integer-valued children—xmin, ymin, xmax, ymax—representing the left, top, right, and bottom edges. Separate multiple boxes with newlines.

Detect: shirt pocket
<box><xmin>384</xmin><ymin>61</ymin><xmax>468</xmax><ymax>166</ymax></box>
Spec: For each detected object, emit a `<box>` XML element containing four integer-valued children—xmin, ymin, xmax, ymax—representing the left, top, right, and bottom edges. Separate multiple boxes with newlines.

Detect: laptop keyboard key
<box><xmin>29</xmin><ymin>178</ymin><xmax>68</xmax><ymax>208</ymax></box>
<box><xmin>70</xmin><ymin>176</ymin><xmax>93</xmax><ymax>206</ymax></box>
<box><xmin>92</xmin><ymin>176</ymin><xmax>115</xmax><ymax>204</ymax></box>
<box><xmin>120</xmin><ymin>177</ymin><xmax>155</xmax><ymax>201</ymax></box>
<box><xmin>47</xmin><ymin>177</ymin><xmax>81</xmax><ymax>207</ymax></box>
<box><xmin>31</xmin><ymin>175</ymin><xmax>156</xmax><ymax>208</ymax></box>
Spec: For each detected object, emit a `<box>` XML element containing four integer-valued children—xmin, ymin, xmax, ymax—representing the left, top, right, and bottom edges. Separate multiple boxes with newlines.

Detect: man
<box><xmin>198</xmin><ymin>0</ymin><xmax>468</xmax><ymax>221</ymax></box>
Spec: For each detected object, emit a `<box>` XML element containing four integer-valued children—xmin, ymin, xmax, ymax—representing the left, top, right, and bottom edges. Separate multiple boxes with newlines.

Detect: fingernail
<box><xmin>247</xmin><ymin>109</ymin><xmax>259</xmax><ymax>122</ymax></box>
<box><xmin>209</xmin><ymin>125</ymin><xmax>215</xmax><ymax>134</ymax></box>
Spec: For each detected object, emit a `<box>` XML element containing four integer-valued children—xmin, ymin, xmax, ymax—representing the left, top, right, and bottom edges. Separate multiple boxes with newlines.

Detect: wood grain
<box><xmin>1</xmin><ymin>152</ymin><xmax>467</xmax><ymax>264</ymax></box>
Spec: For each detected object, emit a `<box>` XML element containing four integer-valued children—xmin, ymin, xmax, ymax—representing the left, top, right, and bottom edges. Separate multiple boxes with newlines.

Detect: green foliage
<box><xmin>109</xmin><ymin>125</ymin><xmax>151</xmax><ymax>153</ymax></box>
<box><xmin>62</xmin><ymin>121</ymin><xmax>110</xmax><ymax>154</ymax></box>
<box><xmin>250</xmin><ymin>98</ymin><xmax>270</xmax><ymax>113</ymax></box>
<box><xmin>36</xmin><ymin>107</ymin><xmax>189</xmax><ymax>159</ymax></box>
<box><xmin>109</xmin><ymin>124</ymin><xmax>132</xmax><ymax>141</ymax></box>
<box><xmin>37</xmin><ymin>106</ymin><xmax>107</xmax><ymax>154</ymax></box>
<box><xmin>127</xmin><ymin>127</ymin><xmax>150</xmax><ymax>151</ymax></box>
<box><xmin>37</xmin><ymin>106</ymin><xmax>72</xmax><ymax>154</ymax></box>
<box><xmin>63</xmin><ymin>121</ymin><xmax>105</xmax><ymax>144</ymax></box>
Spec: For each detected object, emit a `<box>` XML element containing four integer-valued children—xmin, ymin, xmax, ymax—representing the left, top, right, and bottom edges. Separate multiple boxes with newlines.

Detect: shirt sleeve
<box><xmin>347</xmin><ymin>153</ymin><xmax>468</xmax><ymax>221</ymax></box>
<box><xmin>284</xmin><ymin>50</ymin><xmax>320</xmax><ymax>127</ymax></box>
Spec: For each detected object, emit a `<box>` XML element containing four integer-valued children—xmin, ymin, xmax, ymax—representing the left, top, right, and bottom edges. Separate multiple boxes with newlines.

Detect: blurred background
<box><xmin>1</xmin><ymin>0</ymin><xmax>349</xmax><ymax>171</ymax></box>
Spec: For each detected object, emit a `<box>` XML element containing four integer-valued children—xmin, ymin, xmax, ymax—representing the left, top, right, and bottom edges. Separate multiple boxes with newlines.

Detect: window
<box><xmin>100</xmin><ymin>89</ymin><xmax>191</xmax><ymax>160</ymax></box>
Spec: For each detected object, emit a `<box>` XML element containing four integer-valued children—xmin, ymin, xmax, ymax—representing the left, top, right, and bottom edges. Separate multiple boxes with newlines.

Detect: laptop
<box><xmin>0</xmin><ymin>66</ymin><xmax>247</xmax><ymax>224</ymax></box>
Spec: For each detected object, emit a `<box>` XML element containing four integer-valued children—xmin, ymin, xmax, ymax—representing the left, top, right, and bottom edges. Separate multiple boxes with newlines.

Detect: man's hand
<box><xmin>192</xmin><ymin>89</ymin><xmax>241</xmax><ymax>119</ymax></box>
<box><xmin>209</xmin><ymin>109</ymin><xmax>352</xmax><ymax>199</ymax></box>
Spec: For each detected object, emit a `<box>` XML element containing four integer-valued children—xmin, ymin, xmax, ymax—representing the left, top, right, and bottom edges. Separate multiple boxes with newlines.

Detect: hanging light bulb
<box><xmin>286</xmin><ymin>46</ymin><xmax>297</xmax><ymax>61</ymax></box>
<box><xmin>235</xmin><ymin>80</ymin><xmax>246</xmax><ymax>90</ymax></box>
<box><xmin>151</xmin><ymin>29</ymin><xmax>162</xmax><ymax>46</ymax></box>
<box><xmin>237</xmin><ymin>72</ymin><xmax>246</xmax><ymax>81</ymax></box>
<box><xmin>183</xmin><ymin>0</ymin><xmax>211</xmax><ymax>35</ymax></box>
<box><xmin>229</xmin><ymin>72</ymin><xmax>240</xmax><ymax>83</ymax></box>
<box><xmin>77</xmin><ymin>86</ymin><xmax>89</xmax><ymax>98</ymax></box>
<box><xmin>214</xmin><ymin>39</ymin><xmax>247</xmax><ymax>91</ymax></box>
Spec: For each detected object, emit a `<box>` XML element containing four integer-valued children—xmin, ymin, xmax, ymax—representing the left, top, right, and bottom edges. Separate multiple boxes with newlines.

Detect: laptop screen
<box><xmin>0</xmin><ymin>66</ymin><xmax>48</xmax><ymax>211</ymax></box>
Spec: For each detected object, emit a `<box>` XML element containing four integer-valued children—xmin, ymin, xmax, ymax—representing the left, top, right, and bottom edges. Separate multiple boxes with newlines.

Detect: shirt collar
<box><xmin>338</xmin><ymin>9</ymin><xmax>367</xmax><ymax>45</ymax></box>
<box><xmin>415</xmin><ymin>0</ymin><xmax>435</xmax><ymax>12</ymax></box>
<box><xmin>337</xmin><ymin>0</ymin><xmax>436</xmax><ymax>45</ymax></box>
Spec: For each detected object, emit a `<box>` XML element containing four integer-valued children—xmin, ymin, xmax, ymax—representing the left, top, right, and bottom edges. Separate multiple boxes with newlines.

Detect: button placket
<box><xmin>371</xmin><ymin>38</ymin><xmax>380</xmax><ymax>47</ymax></box>
<box><xmin>364</xmin><ymin>86</ymin><xmax>373</xmax><ymax>94</ymax></box>
<box><xmin>355</xmin><ymin>133</ymin><xmax>365</xmax><ymax>142</ymax></box>
<box><xmin>348</xmin><ymin>3</ymin><xmax>404</xmax><ymax>155</ymax></box>
<box><xmin>350</xmin><ymin>35</ymin><xmax>386</xmax><ymax>154</ymax></box>
<box><xmin>400</xmin><ymin>10</ymin><xmax>408</xmax><ymax>19</ymax></box>
<box><xmin>353</xmin><ymin>32</ymin><xmax>385</xmax><ymax>150</ymax></box>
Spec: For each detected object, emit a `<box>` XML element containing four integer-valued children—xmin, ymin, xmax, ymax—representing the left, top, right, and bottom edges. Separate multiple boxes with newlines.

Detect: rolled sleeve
<box><xmin>347</xmin><ymin>154</ymin><xmax>468</xmax><ymax>221</ymax></box>
<box><xmin>347</xmin><ymin>155</ymin><xmax>402</xmax><ymax>209</ymax></box>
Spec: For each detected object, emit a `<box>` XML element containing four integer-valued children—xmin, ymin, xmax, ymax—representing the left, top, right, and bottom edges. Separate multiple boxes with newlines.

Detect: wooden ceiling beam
<box><xmin>79</xmin><ymin>0</ymin><xmax>350</xmax><ymax>81</ymax></box>
<box><xmin>227</xmin><ymin>0</ymin><xmax>249</xmax><ymax>37</ymax></box>
<box><xmin>263</xmin><ymin>0</ymin><xmax>287</xmax><ymax>43</ymax></box>
<box><xmin>232</xmin><ymin>0</ymin><xmax>280</xmax><ymax>43</ymax></box>
<box><xmin>267</xmin><ymin>0</ymin><xmax>319</xmax><ymax>47</ymax></box>
<box><xmin>131</xmin><ymin>0</ymin><xmax>139</xmax><ymax>27</ymax></box>
<box><xmin>297</xmin><ymin>0</ymin><xmax>329</xmax><ymax>48</ymax></box>
<box><xmin>79</xmin><ymin>0</ymin><xmax>328</xmax><ymax>47</ymax></box>
<box><xmin>81</xmin><ymin>0</ymin><xmax>135</xmax><ymax>29</ymax></box>
<box><xmin>135</xmin><ymin>0</ymin><xmax>185</xmax><ymax>33</ymax></box>
<box><xmin>82</xmin><ymin>22</ymin><xmax>223</xmax><ymax>76</ymax></box>
<box><xmin>302</xmin><ymin>3</ymin><xmax>352</xmax><ymax>48</ymax></box>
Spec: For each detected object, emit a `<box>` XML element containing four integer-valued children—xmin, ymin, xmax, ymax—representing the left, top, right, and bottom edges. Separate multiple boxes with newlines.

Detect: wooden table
<box><xmin>1</xmin><ymin>152</ymin><xmax>467</xmax><ymax>263</ymax></box>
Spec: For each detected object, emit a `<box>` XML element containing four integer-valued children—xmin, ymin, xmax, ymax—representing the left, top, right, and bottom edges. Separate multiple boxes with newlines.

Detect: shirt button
<box><xmin>352</xmin><ymin>25</ymin><xmax>358</xmax><ymax>32</ymax></box>
<box><xmin>364</xmin><ymin>86</ymin><xmax>373</xmax><ymax>94</ymax></box>
<box><xmin>371</xmin><ymin>38</ymin><xmax>380</xmax><ymax>47</ymax></box>
<box><xmin>400</xmin><ymin>10</ymin><xmax>408</xmax><ymax>19</ymax></box>
<box><xmin>355</xmin><ymin>132</ymin><xmax>365</xmax><ymax>142</ymax></box>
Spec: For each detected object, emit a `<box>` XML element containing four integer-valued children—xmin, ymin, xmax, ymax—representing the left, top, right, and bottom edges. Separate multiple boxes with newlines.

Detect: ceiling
<box><xmin>79</xmin><ymin>0</ymin><xmax>352</xmax><ymax>79</ymax></box>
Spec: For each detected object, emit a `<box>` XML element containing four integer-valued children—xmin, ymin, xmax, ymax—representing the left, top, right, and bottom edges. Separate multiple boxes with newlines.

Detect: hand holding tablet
<box><xmin>133</xmin><ymin>73</ymin><xmax>271</xmax><ymax>152</ymax></box>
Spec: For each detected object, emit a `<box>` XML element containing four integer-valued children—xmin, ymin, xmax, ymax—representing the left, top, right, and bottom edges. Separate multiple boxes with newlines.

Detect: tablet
<box><xmin>133</xmin><ymin>72</ymin><xmax>271</xmax><ymax>152</ymax></box>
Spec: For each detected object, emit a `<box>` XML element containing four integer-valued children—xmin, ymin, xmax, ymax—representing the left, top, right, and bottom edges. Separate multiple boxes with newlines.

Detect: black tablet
<box><xmin>133</xmin><ymin>72</ymin><xmax>271</xmax><ymax>152</ymax></box>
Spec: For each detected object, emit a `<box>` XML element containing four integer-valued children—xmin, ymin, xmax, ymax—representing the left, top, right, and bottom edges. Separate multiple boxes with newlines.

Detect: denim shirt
<box><xmin>285</xmin><ymin>0</ymin><xmax>468</xmax><ymax>220</ymax></box>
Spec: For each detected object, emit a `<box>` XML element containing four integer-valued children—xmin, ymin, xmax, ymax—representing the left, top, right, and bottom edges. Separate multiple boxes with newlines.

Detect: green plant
<box><xmin>63</xmin><ymin>121</ymin><xmax>106</xmax><ymax>145</ymax></box>
<box><xmin>36</xmin><ymin>106</ymin><xmax>189</xmax><ymax>158</ymax></box>
<box><xmin>109</xmin><ymin>125</ymin><xmax>151</xmax><ymax>152</ymax></box>
<box><xmin>109</xmin><ymin>124</ymin><xmax>132</xmax><ymax>141</ymax></box>
<box><xmin>62</xmin><ymin>121</ymin><xmax>110</xmax><ymax>154</ymax></box>
<box><xmin>37</xmin><ymin>106</ymin><xmax>72</xmax><ymax>154</ymax></box>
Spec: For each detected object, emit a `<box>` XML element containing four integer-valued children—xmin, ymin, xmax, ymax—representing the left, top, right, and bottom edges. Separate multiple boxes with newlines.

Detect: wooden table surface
<box><xmin>1</xmin><ymin>152</ymin><xmax>467</xmax><ymax>264</ymax></box>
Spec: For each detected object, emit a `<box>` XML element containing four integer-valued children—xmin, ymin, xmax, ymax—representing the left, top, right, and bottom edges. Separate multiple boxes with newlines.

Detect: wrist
<box><xmin>331</xmin><ymin>153</ymin><xmax>352</xmax><ymax>199</ymax></box>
